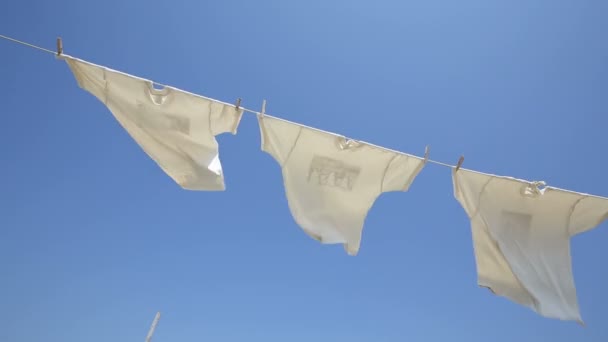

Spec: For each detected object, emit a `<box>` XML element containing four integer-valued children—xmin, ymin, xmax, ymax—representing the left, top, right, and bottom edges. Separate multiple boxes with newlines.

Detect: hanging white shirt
<box><xmin>258</xmin><ymin>114</ymin><xmax>426</xmax><ymax>256</ymax></box>
<box><xmin>453</xmin><ymin>168</ymin><xmax>608</xmax><ymax>323</ymax></box>
<box><xmin>63</xmin><ymin>55</ymin><xmax>243</xmax><ymax>191</ymax></box>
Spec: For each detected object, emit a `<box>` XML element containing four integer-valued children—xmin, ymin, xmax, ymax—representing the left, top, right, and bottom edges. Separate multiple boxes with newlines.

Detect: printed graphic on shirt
<box><xmin>163</xmin><ymin>114</ymin><xmax>190</xmax><ymax>135</ymax></box>
<box><xmin>500</xmin><ymin>210</ymin><xmax>533</xmax><ymax>239</ymax></box>
<box><xmin>307</xmin><ymin>155</ymin><xmax>361</xmax><ymax>191</ymax></box>
<box><xmin>134</xmin><ymin>101</ymin><xmax>191</xmax><ymax>135</ymax></box>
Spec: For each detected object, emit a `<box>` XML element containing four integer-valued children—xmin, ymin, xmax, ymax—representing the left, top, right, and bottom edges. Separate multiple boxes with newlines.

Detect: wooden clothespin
<box><xmin>423</xmin><ymin>145</ymin><xmax>430</xmax><ymax>164</ymax></box>
<box><xmin>56</xmin><ymin>37</ymin><xmax>63</xmax><ymax>56</ymax></box>
<box><xmin>235</xmin><ymin>98</ymin><xmax>242</xmax><ymax>110</ymax></box>
<box><xmin>260</xmin><ymin>99</ymin><xmax>267</xmax><ymax>117</ymax></box>
<box><xmin>454</xmin><ymin>155</ymin><xmax>464</xmax><ymax>172</ymax></box>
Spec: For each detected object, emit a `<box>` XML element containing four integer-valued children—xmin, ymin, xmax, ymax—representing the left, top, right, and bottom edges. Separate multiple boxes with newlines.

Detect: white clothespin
<box><xmin>235</xmin><ymin>98</ymin><xmax>242</xmax><ymax>110</ymax></box>
<box><xmin>260</xmin><ymin>99</ymin><xmax>267</xmax><ymax>117</ymax></box>
<box><xmin>454</xmin><ymin>155</ymin><xmax>464</xmax><ymax>172</ymax></box>
<box><xmin>423</xmin><ymin>145</ymin><xmax>430</xmax><ymax>164</ymax></box>
<box><xmin>56</xmin><ymin>37</ymin><xmax>63</xmax><ymax>56</ymax></box>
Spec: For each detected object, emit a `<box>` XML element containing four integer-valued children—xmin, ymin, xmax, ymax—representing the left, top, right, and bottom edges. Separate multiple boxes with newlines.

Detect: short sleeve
<box><xmin>64</xmin><ymin>56</ymin><xmax>108</xmax><ymax>104</ymax></box>
<box><xmin>568</xmin><ymin>195</ymin><xmax>608</xmax><ymax>236</ymax></box>
<box><xmin>209</xmin><ymin>101</ymin><xmax>244</xmax><ymax>136</ymax></box>
<box><xmin>258</xmin><ymin>115</ymin><xmax>302</xmax><ymax>166</ymax></box>
<box><xmin>381</xmin><ymin>153</ymin><xmax>425</xmax><ymax>192</ymax></box>
<box><xmin>452</xmin><ymin>169</ymin><xmax>495</xmax><ymax>219</ymax></box>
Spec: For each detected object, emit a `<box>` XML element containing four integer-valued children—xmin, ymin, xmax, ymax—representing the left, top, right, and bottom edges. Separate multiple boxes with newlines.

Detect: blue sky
<box><xmin>1</xmin><ymin>0</ymin><xmax>607</xmax><ymax>341</ymax></box>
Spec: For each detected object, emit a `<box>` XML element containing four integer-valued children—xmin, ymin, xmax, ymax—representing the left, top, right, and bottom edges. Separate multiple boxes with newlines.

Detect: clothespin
<box><xmin>260</xmin><ymin>99</ymin><xmax>267</xmax><ymax>117</ymax></box>
<box><xmin>235</xmin><ymin>98</ymin><xmax>242</xmax><ymax>110</ymax></box>
<box><xmin>56</xmin><ymin>37</ymin><xmax>63</xmax><ymax>56</ymax></box>
<box><xmin>454</xmin><ymin>155</ymin><xmax>464</xmax><ymax>172</ymax></box>
<box><xmin>423</xmin><ymin>145</ymin><xmax>430</xmax><ymax>164</ymax></box>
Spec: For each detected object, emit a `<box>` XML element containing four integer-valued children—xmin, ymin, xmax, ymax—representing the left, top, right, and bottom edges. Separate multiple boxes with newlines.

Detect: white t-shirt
<box><xmin>453</xmin><ymin>168</ymin><xmax>608</xmax><ymax>323</ymax></box>
<box><xmin>63</xmin><ymin>55</ymin><xmax>243</xmax><ymax>191</ymax></box>
<box><xmin>258</xmin><ymin>114</ymin><xmax>426</xmax><ymax>255</ymax></box>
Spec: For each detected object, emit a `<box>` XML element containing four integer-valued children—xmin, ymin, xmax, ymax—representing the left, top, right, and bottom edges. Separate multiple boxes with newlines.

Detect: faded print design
<box><xmin>498</xmin><ymin>210</ymin><xmax>533</xmax><ymax>241</ymax></box>
<box><xmin>134</xmin><ymin>100</ymin><xmax>191</xmax><ymax>135</ymax></box>
<box><xmin>307</xmin><ymin>155</ymin><xmax>361</xmax><ymax>191</ymax></box>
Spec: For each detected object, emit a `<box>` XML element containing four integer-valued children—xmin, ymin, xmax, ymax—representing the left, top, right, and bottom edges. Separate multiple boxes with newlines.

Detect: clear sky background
<box><xmin>1</xmin><ymin>0</ymin><xmax>607</xmax><ymax>341</ymax></box>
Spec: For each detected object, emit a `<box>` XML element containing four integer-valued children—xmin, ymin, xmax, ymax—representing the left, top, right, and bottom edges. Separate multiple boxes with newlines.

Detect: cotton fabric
<box><xmin>258</xmin><ymin>114</ymin><xmax>426</xmax><ymax>255</ymax></box>
<box><xmin>63</xmin><ymin>55</ymin><xmax>243</xmax><ymax>191</ymax></box>
<box><xmin>453</xmin><ymin>168</ymin><xmax>608</xmax><ymax>323</ymax></box>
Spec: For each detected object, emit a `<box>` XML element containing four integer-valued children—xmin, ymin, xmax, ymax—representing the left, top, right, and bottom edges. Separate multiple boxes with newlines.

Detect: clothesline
<box><xmin>0</xmin><ymin>34</ymin><xmax>57</xmax><ymax>55</ymax></box>
<box><xmin>0</xmin><ymin>33</ymin><xmax>461</xmax><ymax>170</ymax></box>
<box><xmin>5</xmin><ymin>33</ymin><xmax>608</xmax><ymax>326</ymax></box>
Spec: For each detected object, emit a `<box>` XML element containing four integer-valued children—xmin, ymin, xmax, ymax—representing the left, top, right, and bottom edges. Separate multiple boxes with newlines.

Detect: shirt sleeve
<box><xmin>209</xmin><ymin>101</ymin><xmax>244</xmax><ymax>136</ymax></box>
<box><xmin>381</xmin><ymin>153</ymin><xmax>426</xmax><ymax>192</ymax></box>
<box><xmin>258</xmin><ymin>115</ymin><xmax>302</xmax><ymax>166</ymax></box>
<box><xmin>568</xmin><ymin>195</ymin><xmax>608</xmax><ymax>236</ymax></box>
<box><xmin>64</xmin><ymin>56</ymin><xmax>108</xmax><ymax>105</ymax></box>
<box><xmin>452</xmin><ymin>169</ymin><xmax>495</xmax><ymax>219</ymax></box>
